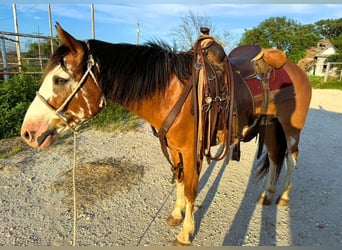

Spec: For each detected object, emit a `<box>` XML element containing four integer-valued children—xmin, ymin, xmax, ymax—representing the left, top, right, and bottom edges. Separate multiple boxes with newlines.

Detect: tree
<box><xmin>239</xmin><ymin>16</ymin><xmax>320</xmax><ymax>63</ymax></box>
<box><xmin>314</xmin><ymin>18</ymin><xmax>342</xmax><ymax>62</ymax></box>
<box><xmin>25</xmin><ymin>37</ymin><xmax>60</xmax><ymax>58</ymax></box>
<box><xmin>328</xmin><ymin>33</ymin><xmax>342</xmax><ymax>62</ymax></box>
<box><xmin>170</xmin><ymin>11</ymin><xmax>236</xmax><ymax>52</ymax></box>
<box><xmin>314</xmin><ymin>18</ymin><xmax>342</xmax><ymax>40</ymax></box>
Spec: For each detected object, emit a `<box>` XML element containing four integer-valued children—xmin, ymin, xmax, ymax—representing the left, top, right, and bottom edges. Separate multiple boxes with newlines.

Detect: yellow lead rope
<box><xmin>72</xmin><ymin>131</ymin><xmax>78</xmax><ymax>246</ymax></box>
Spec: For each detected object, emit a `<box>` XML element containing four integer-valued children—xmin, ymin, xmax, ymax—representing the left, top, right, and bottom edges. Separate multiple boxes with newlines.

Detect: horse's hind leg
<box><xmin>258</xmin><ymin>119</ymin><xmax>287</xmax><ymax>205</ymax></box>
<box><xmin>276</xmin><ymin>127</ymin><xmax>301</xmax><ymax>206</ymax></box>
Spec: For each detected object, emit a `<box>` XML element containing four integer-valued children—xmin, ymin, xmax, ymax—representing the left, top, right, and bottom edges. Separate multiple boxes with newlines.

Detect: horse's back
<box><xmin>280</xmin><ymin>61</ymin><xmax>312</xmax><ymax>130</ymax></box>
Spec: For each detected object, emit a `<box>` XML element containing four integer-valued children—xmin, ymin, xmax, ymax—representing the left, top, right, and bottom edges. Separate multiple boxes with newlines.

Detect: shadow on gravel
<box><xmin>50</xmin><ymin>157</ymin><xmax>144</xmax><ymax>209</ymax></box>
<box><xmin>221</xmin><ymin>107</ymin><xmax>342</xmax><ymax>246</ymax></box>
<box><xmin>221</xmin><ymin>154</ymin><xmax>278</xmax><ymax>246</ymax></box>
<box><xmin>191</xmin><ymin>143</ymin><xmax>278</xmax><ymax>245</ymax></box>
<box><xmin>289</xmin><ymin>107</ymin><xmax>342</xmax><ymax>245</ymax></box>
<box><xmin>193</xmin><ymin>150</ymin><xmax>229</xmax><ymax>240</ymax></box>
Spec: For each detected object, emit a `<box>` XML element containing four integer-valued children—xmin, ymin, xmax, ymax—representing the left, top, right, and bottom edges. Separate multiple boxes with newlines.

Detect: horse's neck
<box><xmin>125</xmin><ymin>77</ymin><xmax>186</xmax><ymax>130</ymax></box>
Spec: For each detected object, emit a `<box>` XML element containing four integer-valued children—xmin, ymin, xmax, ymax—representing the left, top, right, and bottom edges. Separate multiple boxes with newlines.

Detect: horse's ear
<box><xmin>55</xmin><ymin>22</ymin><xmax>84</xmax><ymax>57</ymax></box>
<box><xmin>55</xmin><ymin>22</ymin><xmax>84</xmax><ymax>72</ymax></box>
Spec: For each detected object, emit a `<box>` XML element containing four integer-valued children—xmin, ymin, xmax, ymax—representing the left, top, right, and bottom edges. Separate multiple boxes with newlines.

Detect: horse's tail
<box><xmin>256</xmin><ymin>118</ymin><xmax>287</xmax><ymax>181</ymax></box>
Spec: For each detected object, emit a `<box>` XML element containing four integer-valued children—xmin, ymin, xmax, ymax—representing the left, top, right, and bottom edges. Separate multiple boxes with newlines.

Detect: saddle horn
<box><xmin>200</xmin><ymin>27</ymin><xmax>210</xmax><ymax>36</ymax></box>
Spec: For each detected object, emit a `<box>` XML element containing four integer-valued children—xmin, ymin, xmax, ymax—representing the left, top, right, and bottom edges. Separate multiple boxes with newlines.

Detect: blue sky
<box><xmin>1</xmin><ymin>3</ymin><xmax>342</xmax><ymax>51</ymax></box>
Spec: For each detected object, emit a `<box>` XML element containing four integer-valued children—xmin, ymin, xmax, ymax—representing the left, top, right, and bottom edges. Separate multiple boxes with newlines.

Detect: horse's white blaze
<box><xmin>23</xmin><ymin>65</ymin><xmax>71</xmax><ymax>123</ymax></box>
<box><xmin>40</xmin><ymin>65</ymin><xmax>71</xmax><ymax>99</ymax></box>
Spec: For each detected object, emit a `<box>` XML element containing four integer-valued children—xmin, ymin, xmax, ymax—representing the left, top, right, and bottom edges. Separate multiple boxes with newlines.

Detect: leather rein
<box><xmin>152</xmin><ymin>35</ymin><xmax>235</xmax><ymax>183</ymax></box>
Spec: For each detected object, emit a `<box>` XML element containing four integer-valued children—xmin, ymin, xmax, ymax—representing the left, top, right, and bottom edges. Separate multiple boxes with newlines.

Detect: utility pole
<box><xmin>91</xmin><ymin>4</ymin><xmax>95</xmax><ymax>39</ymax></box>
<box><xmin>1</xmin><ymin>37</ymin><xmax>9</xmax><ymax>81</ymax></box>
<box><xmin>136</xmin><ymin>20</ymin><xmax>140</xmax><ymax>45</ymax></box>
<box><xmin>48</xmin><ymin>3</ymin><xmax>54</xmax><ymax>54</ymax></box>
<box><xmin>34</xmin><ymin>26</ymin><xmax>43</xmax><ymax>70</ymax></box>
<box><xmin>12</xmin><ymin>4</ymin><xmax>22</xmax><ymax>73</ymax></box>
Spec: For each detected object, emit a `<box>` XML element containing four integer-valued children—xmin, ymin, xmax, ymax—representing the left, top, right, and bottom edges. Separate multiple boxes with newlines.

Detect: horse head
<box><xmin>21</xmin><ymin>23</ymin><xmax>105</xmax><ymax>148</ymax></box>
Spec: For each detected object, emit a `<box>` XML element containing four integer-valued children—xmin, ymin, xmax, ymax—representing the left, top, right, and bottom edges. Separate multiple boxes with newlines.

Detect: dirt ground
<box><xmin>0</xmin><ymin>89</ymin><xmax>341</xmax><ymax>246</ymax></box>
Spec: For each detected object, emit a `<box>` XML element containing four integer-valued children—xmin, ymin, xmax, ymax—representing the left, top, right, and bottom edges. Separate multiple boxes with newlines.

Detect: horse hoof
<box><xmin>166</xmin><ymin>215</ymin><xmax>183</xmax><ymax>226</ymax></box>
<box><xmin>172</xmin><ymin>239</ymin><xmax>191</xmax><ymax>246</ymax></box>
<box><xmin>276</xmin><ymin>197</ymin><xmax>289</xmax><ymax>206</ymax></box>
<box><xmin>257</xmin><ymin>196</ymin><xmax>272</xmax><ymax>205</ymax></box>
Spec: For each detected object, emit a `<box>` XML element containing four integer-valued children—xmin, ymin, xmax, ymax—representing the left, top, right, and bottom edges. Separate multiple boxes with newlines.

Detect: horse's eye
<box><xmin>54</xmin><ymin>77</ymin><xmax>68</xmax><ymax>86</ymax></box>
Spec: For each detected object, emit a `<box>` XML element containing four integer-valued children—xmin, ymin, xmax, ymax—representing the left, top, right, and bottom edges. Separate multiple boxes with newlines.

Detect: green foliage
<box><xmin>25</xmin><ymin>37</ymin><xmax>60</xmax><ymax>58</ymax></box>
<box><xmin>0</xmin><ymin>74</ymin><xmax>139</xmax><ymax>140</ymax></box>
<box><xmin>0</xmin><ymin>75</ymin><xmax>40</xmax><ymax>139</ymax></box>
<box><xmin>87</xmin><ymin>101</ymin><xmax>140</xmax><ymax>132</ymax></box>
<box><xmin>239</xmin><ymin>16</ymin><xmax>320</xmax><ymax>63</ymax></box>
<box><xmin>315</xmin><ymin>19</ymin><xmax>342</xmax><ymax>63</ymax></box>
<box><xmin>314</xmin><ymin>18</ymin><xmax>342</xmax><ymax>40</ymax></box>
<box><xmin>328</xmin><ymin>34</ymin><xmax>342</xmax><ymax>62</ymax></box>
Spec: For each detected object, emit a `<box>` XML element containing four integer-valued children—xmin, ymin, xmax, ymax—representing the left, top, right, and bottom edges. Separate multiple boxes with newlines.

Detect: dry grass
<box><xmin>50</xmin><ymin>157</ymin><xmax>144</xmax><ymax>209</ymax></box>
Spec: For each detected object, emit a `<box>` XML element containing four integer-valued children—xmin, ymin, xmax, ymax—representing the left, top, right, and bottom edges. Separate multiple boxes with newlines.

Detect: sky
<box><xmin>1</xmin><ymin>3</ymin><xmax>342</xmax><ymax>51</ymax></box>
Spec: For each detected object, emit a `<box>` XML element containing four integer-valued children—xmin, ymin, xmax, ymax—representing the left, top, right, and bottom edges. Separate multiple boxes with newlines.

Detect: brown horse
<box><xmin>21</xmin><ymin>23</ymin><xmax>311</xmax><ymax>246</ymax></box>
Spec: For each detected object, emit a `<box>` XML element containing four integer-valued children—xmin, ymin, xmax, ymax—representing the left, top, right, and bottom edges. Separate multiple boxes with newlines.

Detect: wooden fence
<box><xmin>0</xmin><ymin>31</ymin><xmax>54</xmax><ymax>80</ymax></box>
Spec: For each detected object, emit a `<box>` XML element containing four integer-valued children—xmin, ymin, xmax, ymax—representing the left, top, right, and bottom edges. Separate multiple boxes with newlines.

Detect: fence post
<box><xmin>1</xmin><ymin>37</ymin><xmax>9</xmax><ymax>81</ymax></box>
<box><xmin>324</xmin><ymin>62</ymin><xmax>330</xmax><ymax>82</ymax></box>
<box><xmin>48</xmin><ymin>4</ymin><xmax>54</xmax><ymax>55</ymax></box>
<box><xmin>12</xmin><ymin>4</ymin><xmax>22</xmax><ymax>73</ymax></box>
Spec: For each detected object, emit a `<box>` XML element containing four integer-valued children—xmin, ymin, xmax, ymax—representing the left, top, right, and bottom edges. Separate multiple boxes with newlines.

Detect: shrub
<box><xmin>0</xmin><ymin>75</ymin><xmax>139</xmax><ymax>140</ymax></box>
<box><xmin>0</xmin><ymin>75</ymin><xmax>40</xmax><ymax>139</ymax></box>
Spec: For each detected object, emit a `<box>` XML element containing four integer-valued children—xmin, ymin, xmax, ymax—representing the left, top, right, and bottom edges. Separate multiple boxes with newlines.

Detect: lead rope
<box><xmin>72</xmin><ymin>131</ymin><xmax>78</xmax><ymax>246</ymax></box>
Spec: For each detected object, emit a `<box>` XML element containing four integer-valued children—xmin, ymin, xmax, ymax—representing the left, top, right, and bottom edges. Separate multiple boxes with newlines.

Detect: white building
<box><xmin>298</xmin><ymin>40</ymin><xmax>337</xmax><ymax>77</ymax></box>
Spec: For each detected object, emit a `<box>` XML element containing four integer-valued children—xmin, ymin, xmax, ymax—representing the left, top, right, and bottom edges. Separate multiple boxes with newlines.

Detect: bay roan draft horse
<box><xmin>21</xmin><ymin>23</ymin><xmax>311</xmax><ymax>245</ymax></box>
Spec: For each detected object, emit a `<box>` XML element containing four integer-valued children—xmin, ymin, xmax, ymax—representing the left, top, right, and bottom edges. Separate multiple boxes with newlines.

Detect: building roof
<box><xmin>297</xmin><ymin>39</ymin><xmax>336</xmax><ymax>70</ymax></box>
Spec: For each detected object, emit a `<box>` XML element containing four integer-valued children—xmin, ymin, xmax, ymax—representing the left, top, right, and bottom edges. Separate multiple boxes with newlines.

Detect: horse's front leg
<box><xmin>165</xmin><ymin>147</ymin><xmax>199</xmax><ymax>245</ymax></box>
<box><xmin>167</xmin><ymin>178</ymin><xmax>196</xmax><ymax>246</ymax></box>
<box><xmin>167</xmin><ymin>180</ymin><xmax>185</xmax><ymax>226</ymax></box>
<box><xmin>166</xmin><ymin>149</ymin><xmax>186</xmax><ymax>227</ymax></box>
<box><xmin>174</xmin><ymin>195</ymin><xmax>196</xmax><ymax>246</ymax></box>
<box><xmin>172</xmin><ymin>150</ymin><xmax>200</xmax><ymax>246</ymax></box>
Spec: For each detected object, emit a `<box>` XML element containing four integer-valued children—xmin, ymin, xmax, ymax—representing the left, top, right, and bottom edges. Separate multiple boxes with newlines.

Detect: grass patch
<box><xmin>87</xmin><ymin>101</ymin><xmax>141</xmax><ymax>132</ymax></box>
<box><xmin>309</xmin><ymin>76</ymin><xmax>342</xmax><ymax>90</ymax></box>
<box><xmin>0</xmin><ymin>137</ymin><xmax>28</xmax><ymax>159</ymax></box>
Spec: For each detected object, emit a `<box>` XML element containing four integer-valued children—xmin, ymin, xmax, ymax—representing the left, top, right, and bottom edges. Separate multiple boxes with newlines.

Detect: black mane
<box><xmin>87</xmin><ymin>40</ymin><xmax>194</xmax><ymax>105</ymax></box>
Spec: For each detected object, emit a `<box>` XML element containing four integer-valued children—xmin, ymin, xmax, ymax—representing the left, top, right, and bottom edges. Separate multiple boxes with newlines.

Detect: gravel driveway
<box><xmin>0</xmin><ymin>89</ymin><xmax>341</xmax><ymax>246</ymax></box>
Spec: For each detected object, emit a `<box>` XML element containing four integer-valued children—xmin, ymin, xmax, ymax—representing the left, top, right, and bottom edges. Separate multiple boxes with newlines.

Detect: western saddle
<box><xmin>153</xmin><ymin>27</ymin><xmax>287</xmax><ymax>182</ymax></box>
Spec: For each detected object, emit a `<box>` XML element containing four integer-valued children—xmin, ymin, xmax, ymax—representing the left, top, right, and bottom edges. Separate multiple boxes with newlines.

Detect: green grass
<box><xmin>309</xmin><ymin>76</ymin><xmax>342</xmax><ymax>90</ymax></box>
<box><xmin>87</xmin><ymin>101</ymin><xmax>141</xmax><ymax>132</ymax></box>
<box><xmin>0</xmin><ymin>137</ymin><xmax>26</xmax><ymax>159</ymax></box>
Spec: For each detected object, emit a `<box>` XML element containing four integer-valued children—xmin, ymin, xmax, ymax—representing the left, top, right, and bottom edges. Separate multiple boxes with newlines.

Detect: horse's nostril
<box><xmin>23</xmin><ymin>131</ymin><xmax>31</xmax><ymax>141</ymax></box>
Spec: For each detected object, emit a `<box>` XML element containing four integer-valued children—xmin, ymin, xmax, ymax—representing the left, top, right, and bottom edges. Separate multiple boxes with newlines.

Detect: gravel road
<box><xmin>0</xmin><ymin>89</ymin><xmax>341</xmax><ymax>246</ymax></box>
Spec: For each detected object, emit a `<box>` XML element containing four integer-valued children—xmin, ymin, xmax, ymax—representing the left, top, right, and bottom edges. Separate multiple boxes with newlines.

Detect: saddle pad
<box><xmin>246</xmin><ymin>67</ymin><xmax>293</xmax><ymax>97</ymax></box>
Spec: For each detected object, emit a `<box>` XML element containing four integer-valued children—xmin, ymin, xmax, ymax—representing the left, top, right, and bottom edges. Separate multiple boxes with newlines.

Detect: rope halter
<box><xmin>36</xmin><ymin>53</ymin><xmax>100</xmax><ymax>133</ymax></box>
